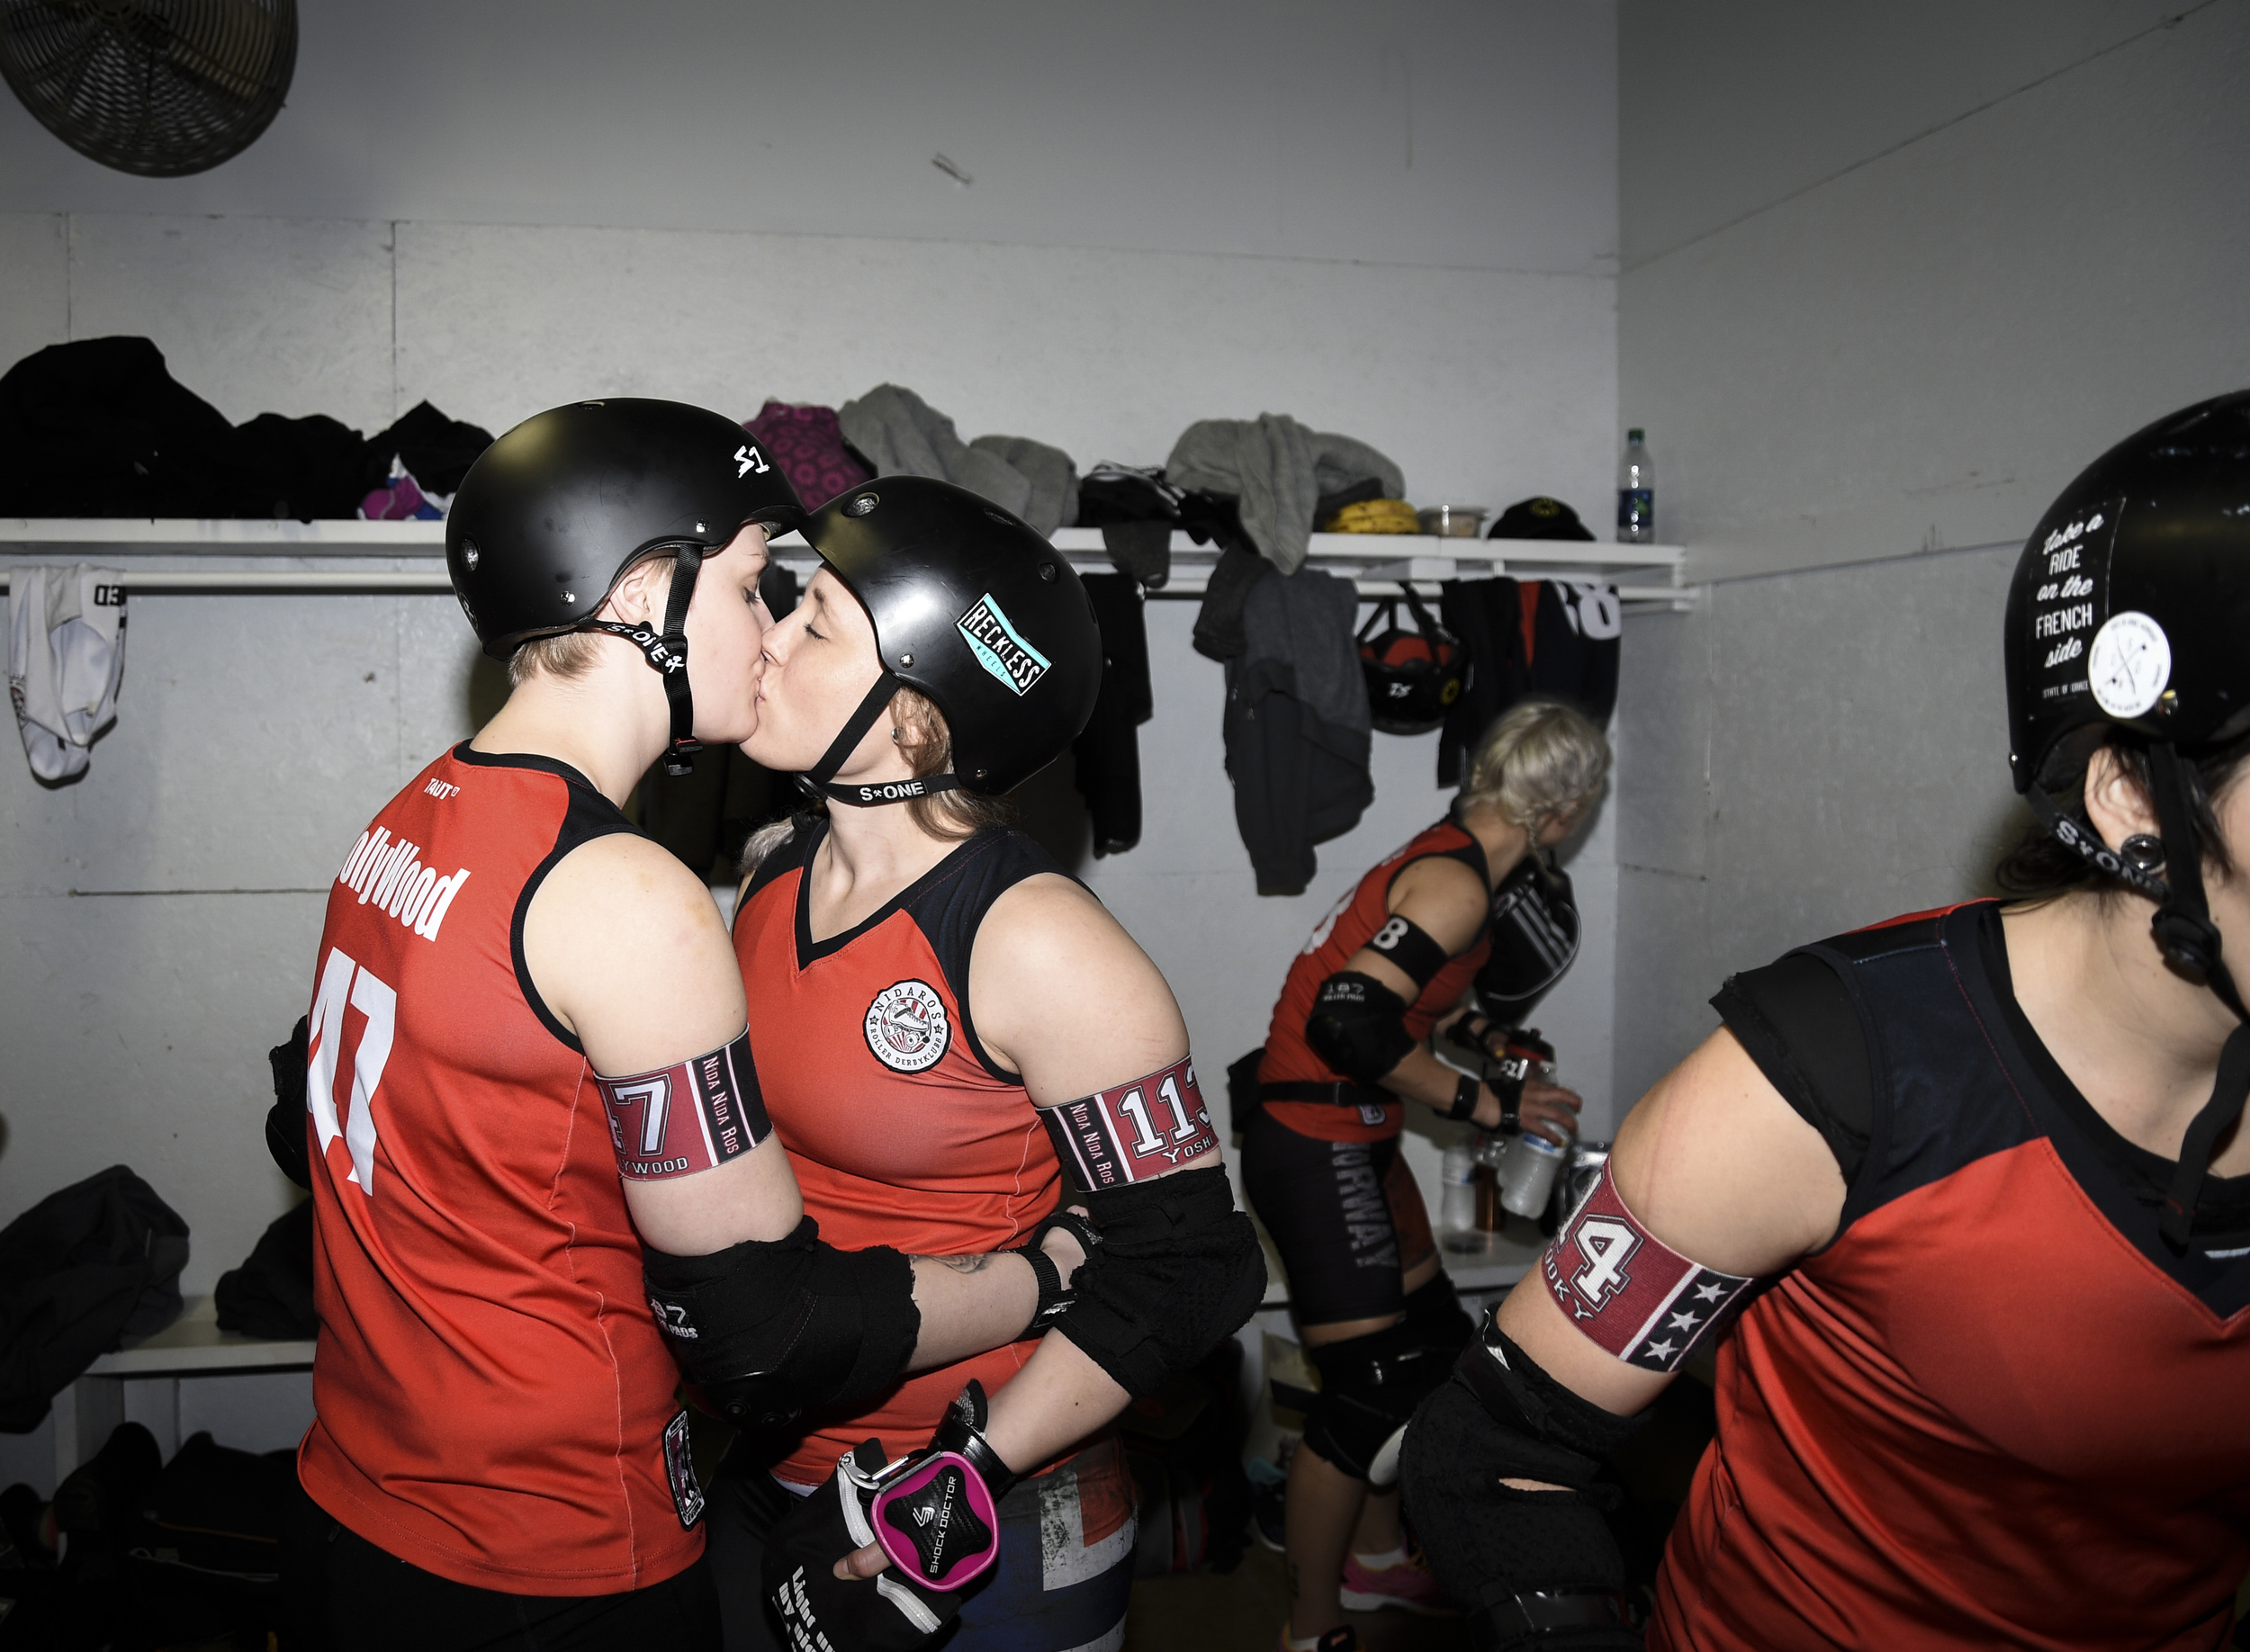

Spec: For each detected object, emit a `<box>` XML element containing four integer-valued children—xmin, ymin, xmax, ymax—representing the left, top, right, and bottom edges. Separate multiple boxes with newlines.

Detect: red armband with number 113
<box><xmin>1035</xmin><ymin>1056</ymin><xmax>1219</xmax><ymax>1191</ymax></box>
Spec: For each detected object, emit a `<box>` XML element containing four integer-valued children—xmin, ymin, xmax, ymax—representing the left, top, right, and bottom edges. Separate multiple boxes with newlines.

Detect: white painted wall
<box><xmin>0</xmin><ymin>1</ymin><xmax>1623</xmax><ymax>1486</ymax></box>
<box><xmin>0</xmin><ymin>0</ymin><xmax>1617</xmax><ymax>276</ymax></box>
<box><xmin>1609</xmin><ymin>0</ymin><xmax>2250</xmax><ymax>1102</ymax></box>
<box><xmin>1620</xmin><ymin>0</ymin><xmax>2250</xmax><ymax>582</ymax></box>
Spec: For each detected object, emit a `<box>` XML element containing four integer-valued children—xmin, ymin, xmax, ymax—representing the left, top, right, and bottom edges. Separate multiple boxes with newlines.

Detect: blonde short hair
<box><xmin>1460</xmin><ymin>698</ymin><xmax>1610</xmax><ymax>830</ymax></box>
<box><xmin>890</xmin><ymin>686</ymin><xmax>1011</xmax><ymax>842</ymax></box>
<box><xmin>505</xmin><ymin>552</ymin><xmax>675</xmax><ymax>687</ymax></box>
<box><xmin>505</xmin><ymin>628</ymin><xmax>605</xmax><ymax>687</ymax></box>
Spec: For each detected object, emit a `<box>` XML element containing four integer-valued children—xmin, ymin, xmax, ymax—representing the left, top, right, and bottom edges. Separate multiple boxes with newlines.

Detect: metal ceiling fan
<box><xmin>1</xmin><ymin>0</ymin><xmax>296</xmax><ymax>177</ymax></box>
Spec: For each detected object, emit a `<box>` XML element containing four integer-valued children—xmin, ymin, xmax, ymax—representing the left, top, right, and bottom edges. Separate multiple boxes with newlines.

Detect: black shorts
<box><xmin>315</xmin><ymin>1517</ymin><xmax>721</xmax><ymax>1652</ymax></box>
<box><xmin>1239</xmin><ymin>1107</ymin><xmax>1436</xmax><ymax>1328</ymax></box>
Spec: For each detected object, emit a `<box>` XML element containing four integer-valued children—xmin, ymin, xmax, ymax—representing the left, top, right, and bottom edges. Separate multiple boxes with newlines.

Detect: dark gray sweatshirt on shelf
<box><xmin>1223</xmin><ymin>566</ymin><xmax>1372</xmax><ymax>896</ymax></box>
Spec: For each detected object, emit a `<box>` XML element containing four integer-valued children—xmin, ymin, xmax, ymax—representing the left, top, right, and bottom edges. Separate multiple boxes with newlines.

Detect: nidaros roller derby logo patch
<box><xmin>866</xmin><ymin>979</ymin><xmax>951</xmax><ymax>1073</ymax></box>
<box><xmin>957</xmin><ymin>592</ymin><xmax>1050</xmax><ymax>696</ymax></box>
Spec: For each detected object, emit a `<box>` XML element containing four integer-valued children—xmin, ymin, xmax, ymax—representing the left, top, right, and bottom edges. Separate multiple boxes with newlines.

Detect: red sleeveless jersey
<box><xmin>297</xmin><ymin>745</ymin><xmax>702</xmax><ymax>1594</ymax></box>
<box><xmin>733</xmin><ymin>819</ymin><xmax>1067</xmax><ymax>1486</ymax></box>
<box><xmin>1658</xmin><ymin>903</ymin><xmax>2250</xmax><ymax>1650</ymax></box>
<box><xmin>1258</xmin><ymin>818</ymin><xmax>1491</xmax><ymax>1143</ymax></box>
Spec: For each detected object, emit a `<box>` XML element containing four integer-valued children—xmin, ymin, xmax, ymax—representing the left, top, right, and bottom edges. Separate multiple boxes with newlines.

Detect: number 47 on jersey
<box><xmin>308</xmin><ymin>946</ymin><xmax>395</xmax><ymax>1195</ymax></box>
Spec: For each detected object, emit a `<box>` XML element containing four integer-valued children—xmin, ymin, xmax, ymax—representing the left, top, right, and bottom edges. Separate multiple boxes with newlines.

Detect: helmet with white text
<box><xmin>446</xmin><ymin>399</ymin><xmax>805</xmax><ymax>773</ymax></box>
<box><xmin>794</xmin><ymin>477</ymin><xmax>1102</xmax><ymax>804</ymax></box>
<box><xmin>2002</xmin><ymin>388</ymin><xmax>2250</xmax><ymax>1247</ymax></box>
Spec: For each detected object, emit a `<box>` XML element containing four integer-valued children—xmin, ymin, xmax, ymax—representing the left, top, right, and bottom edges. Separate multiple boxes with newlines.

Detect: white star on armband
<box><xmin>1537</xmin><ymin>1158</ymin><xmax>1760</xmax><ymax>1374</ymax></box>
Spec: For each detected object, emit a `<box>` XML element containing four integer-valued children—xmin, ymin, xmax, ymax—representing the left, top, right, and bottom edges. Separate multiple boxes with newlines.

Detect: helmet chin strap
<box><xmin>793</xmin><ymin>670</ymin><xmax>965</xmax><ymax>807</ymax></box>
<box><xmin>2141</xmin><ymin>742</ymin><xmax>2250</xmax><ymax>1249</ymax></box>
<box><xmin>2033</xmin><ymin>743</ymin><xmax>2250</xmax><ymax>1248</ymax></box>
<box><xmin>588</xmin><ymin>543</ymin><xmax>706</xmax><ymax>777</ymax></box>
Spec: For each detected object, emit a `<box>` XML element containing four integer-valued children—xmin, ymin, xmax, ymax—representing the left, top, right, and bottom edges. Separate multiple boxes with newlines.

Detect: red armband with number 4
<box><xmin>1540</xmin><ymin>1160</ymin><xmax>1755</xmax><ymax>1373</ymax></box>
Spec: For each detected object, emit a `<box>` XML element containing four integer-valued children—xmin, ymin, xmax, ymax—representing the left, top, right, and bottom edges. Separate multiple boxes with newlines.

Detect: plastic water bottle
<box><xmin>1616</xmin><ymin>427</ymin><xmax>1653</xmax><ymax>544</ymax></box>
<box><xmin>1439</xmin><ymin>1144</ymin><xmax>1479</xmax><ymax>1232</ymax></box>
<box><xmin>1498</xmin><ymin>1132</ymin><xmax>1568</xmax><ymax>1219</ymax></box>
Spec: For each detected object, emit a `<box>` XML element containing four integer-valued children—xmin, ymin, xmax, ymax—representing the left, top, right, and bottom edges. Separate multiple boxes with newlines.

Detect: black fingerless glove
<box><xmin>765</xmin><ymin>1383</ymin><xmax>1016</xmax><ymax>1652</ymax></box>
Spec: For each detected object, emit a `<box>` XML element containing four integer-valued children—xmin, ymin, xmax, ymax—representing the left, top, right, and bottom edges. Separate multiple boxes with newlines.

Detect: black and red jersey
<box><xmin>1257</xmin><ymin>818</ymin><xmax>1491</xmax><ymax>1143</ymax></box>
<box><xmin>1667</xmin><ymin>902</ymin><xmax>2250</xmax><ymax>1650</ymax></box>
<box><xmin>731</xmin><ymin>817</ymin><xmax>1070</xmax><ymax>1486</ymax></box>
<box><xmin>298</xmin><ymin>745</ymin><xmax>702</xmax><ymax>1594</ymax></box>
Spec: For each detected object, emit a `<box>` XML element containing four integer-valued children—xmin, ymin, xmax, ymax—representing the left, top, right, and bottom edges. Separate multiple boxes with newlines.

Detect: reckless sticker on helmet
<box><xmin>957</xmin><ymin>594</ymin><xmax>1051</xmax><ymax>696</ymax></box>
<box><xmin>866</xmin><ymin>979</ymin><xmax>951</xmax><ymax>1073</ymax></box>
<box><xmin>2087</xmin><ymin>611</ymin><xmax>2171</xmax><ymax>719</ymax></box>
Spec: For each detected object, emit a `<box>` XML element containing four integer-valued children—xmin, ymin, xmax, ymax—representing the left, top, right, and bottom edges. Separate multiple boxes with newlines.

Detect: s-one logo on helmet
<box><xmin>734</xmin><ymin>443</ymin><xmax>770</xmax><ymax>479</ymax></box>
<box><xmin>956</xmin><ymin>594</ymin><xmax>1051</xmax><ymax>696</ymax></box>
<box><xmin>865</xmin><ymin>979</ymin><xmax>951</xmax><ymax>1073</ymax></box>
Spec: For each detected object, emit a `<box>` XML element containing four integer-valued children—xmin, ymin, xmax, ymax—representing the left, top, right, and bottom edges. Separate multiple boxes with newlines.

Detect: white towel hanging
<box><xmin>8</xmin><ymin>563</ymin><xmax>128</xmax><ymax>782</ymax></box>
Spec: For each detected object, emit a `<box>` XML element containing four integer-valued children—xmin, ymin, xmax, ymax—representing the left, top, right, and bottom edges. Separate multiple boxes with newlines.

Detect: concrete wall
<box><xmin>0</xmin><ymin>2</ymin><xmax>1623</xmax><ymax>1486</ymax></box>
<box><xmin>1609</xmin><ymin>0</ymin><xmax>2250</xmax><ymax>1103</ymax></box>
<box><xmin>0</xmin><ymin>0</ymin><xmax>1616</xmax><ymax>276</ymax></box>
<box><xmin>1621</xmin><ymin>0</ymin><xmax>2250</xmax><ymax>581</ymax></box>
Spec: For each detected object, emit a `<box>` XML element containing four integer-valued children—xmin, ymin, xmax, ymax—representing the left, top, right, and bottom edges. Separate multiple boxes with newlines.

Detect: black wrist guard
<box><xmin>1446</xmin><ymin>1073</ymin><xmax>1481</xmax><ymax>1121</ymax></box>
<box><xmin>1012</xmin><ymin>1208</ymin><xmax>1102</xmax><ymax>1339</ymax></box>
<box><xmin>932</xmin><ymin>1378</ymin><xmax>1020</xmax><ymax>1502</ymax></box>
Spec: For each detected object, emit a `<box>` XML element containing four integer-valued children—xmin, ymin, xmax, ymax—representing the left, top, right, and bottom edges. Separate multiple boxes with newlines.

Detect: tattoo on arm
<box><xmin>914</xmin><ymin>1252</ymin><xmax>995</xmax><ymax>1274</ymax></box>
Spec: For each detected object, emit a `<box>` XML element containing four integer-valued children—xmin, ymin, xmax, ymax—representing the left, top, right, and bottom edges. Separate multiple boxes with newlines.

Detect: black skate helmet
<box><xmin>794</xmin><ymin>477</ymin><xmax>1102</xmax><ymax>804</ymax></box>
<box><xmin>1356</xmin><ymin>585</ymin><xmax>1467</xmax><ymax>734</ymax></box>
<box><xmin>2002</xmin><ymin>387</ymin><xmax>2250</xmax><ymax>1246</ymax></box>
<box><xmin>1475</xmin><ymin>852</ymin><xmax>1580</xmax><ymax>1022</ymax></box>
<box><xmin>446</xmin><ymin>399</ymin><xmax>806</xmax><ymax>774</ymax></box>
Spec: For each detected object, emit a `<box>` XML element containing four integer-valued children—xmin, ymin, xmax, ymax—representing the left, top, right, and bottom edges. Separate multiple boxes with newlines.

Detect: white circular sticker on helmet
<box><xmin>2086</xmin><ymin>611</ymin><xmax>2172</xmax><ymax>720</ymax></box>
<box><xmin>865</xmin><ymin>979</ymin><xmax>950</xmax><ymax>1073</ymax></box>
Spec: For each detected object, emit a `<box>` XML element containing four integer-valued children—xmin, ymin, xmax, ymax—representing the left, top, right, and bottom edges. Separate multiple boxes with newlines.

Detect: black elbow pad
<box><xmin>1055</xmin><ymin>1165</ymin><xmax>1266</xmax><ymax>1398</ymax></box>
<box><xmin>1306</xmin><ymin>971</ymin><xmax>1416</xmax><ymax>1085</ymax></box>
<box><xmin>266</xmin><ymin>1016</ymin><xmax>312</xmax><ymax>1190</ymax></box>
<box><xmin>644</xmin><ymin>1216</ymin><xmax>919</xmax><ymax>1429</ymax></box>
<box><xmin>1399</xmin><ymin>1315</ymin><xmax>1649</xmax><ymax>1650</ymax></box>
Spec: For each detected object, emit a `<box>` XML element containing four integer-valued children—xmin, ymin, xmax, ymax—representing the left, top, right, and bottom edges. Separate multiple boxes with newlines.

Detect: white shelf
<box><xmin>0</xmin><ymin>517</ymin><xmax>443</xmax><ymax>553</ymax></box>
<box><xmin>0</xmin><ymin>520</ymin><xmax>1696</xmax><ymax>609</ymax></box>
<box><xmin>55</xmin><ymin>1294</ymin><xmax>315</xmax><ymax>1485</ymax></box>
<box><xmin>83</xmin><ymin>1293</ymin><xmax>315</xmax><ymax>1378</ymax></box>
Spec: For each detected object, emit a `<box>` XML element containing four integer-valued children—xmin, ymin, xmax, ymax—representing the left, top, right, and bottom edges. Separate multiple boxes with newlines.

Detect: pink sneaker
<box><xmin>1276</xmin><ymin>1629</ymin><xmax>1359</xmax><ymax>1652</ymax></box>
<box><xmin>1338</xmin><ymin>1549</ymin><xmax>1453</xmax><ymax>1615</ymax></box>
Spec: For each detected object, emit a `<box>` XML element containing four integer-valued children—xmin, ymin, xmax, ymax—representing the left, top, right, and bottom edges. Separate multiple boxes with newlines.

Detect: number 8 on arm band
<box><xmin>1035</xmin><ymin>1056</ymin><xmax>1220</xmax><ymax>1191</ymax></box>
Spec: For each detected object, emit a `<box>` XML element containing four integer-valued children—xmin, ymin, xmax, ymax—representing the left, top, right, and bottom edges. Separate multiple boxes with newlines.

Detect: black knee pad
<box><xmin>1301</xmin><ymin>1319</ymin><xmax>1451</xmax><ymax>1481</ymax></box>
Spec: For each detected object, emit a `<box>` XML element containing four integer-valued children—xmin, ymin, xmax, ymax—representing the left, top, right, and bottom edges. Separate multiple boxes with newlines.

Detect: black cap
<box><xmin>1489</xmin><ymin>496</ymin><xmax>1594</xmax><ymax>543</ymax></box>
<box><xmin>446</xmin><ymin>399</ymin><xmax>806</xmax><ymax>660</ymax></box>
<box><xmin>805</xmin><ymin>478</ymin><xmax>1102</xmax><ymax>796</ymax></box>
<box><xmin>2005</xmin><ymin>390</ymin><xmax>2250</xmax><ymax>794</ymax></box>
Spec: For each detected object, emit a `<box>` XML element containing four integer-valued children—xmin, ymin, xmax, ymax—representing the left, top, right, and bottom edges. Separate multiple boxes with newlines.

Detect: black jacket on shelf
<box><xmin>1224</xmin><ymin>568</ymin><xmax>1372</xmax><ymax>895</ymax></box>
<box><xmin>1436</xmin><ymin>578</ymin><xmax>1621</xmax><ymax>784</ymax></box>
<box><xmin>1071</xmin><ymin>573</ymin><xmax>1154</xmax><ymax>857</ymax></box>
<box><xmin>0</xmin><ymin>1165</ymin><xmax>189</xmax><ymax>1431</ymax></box>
